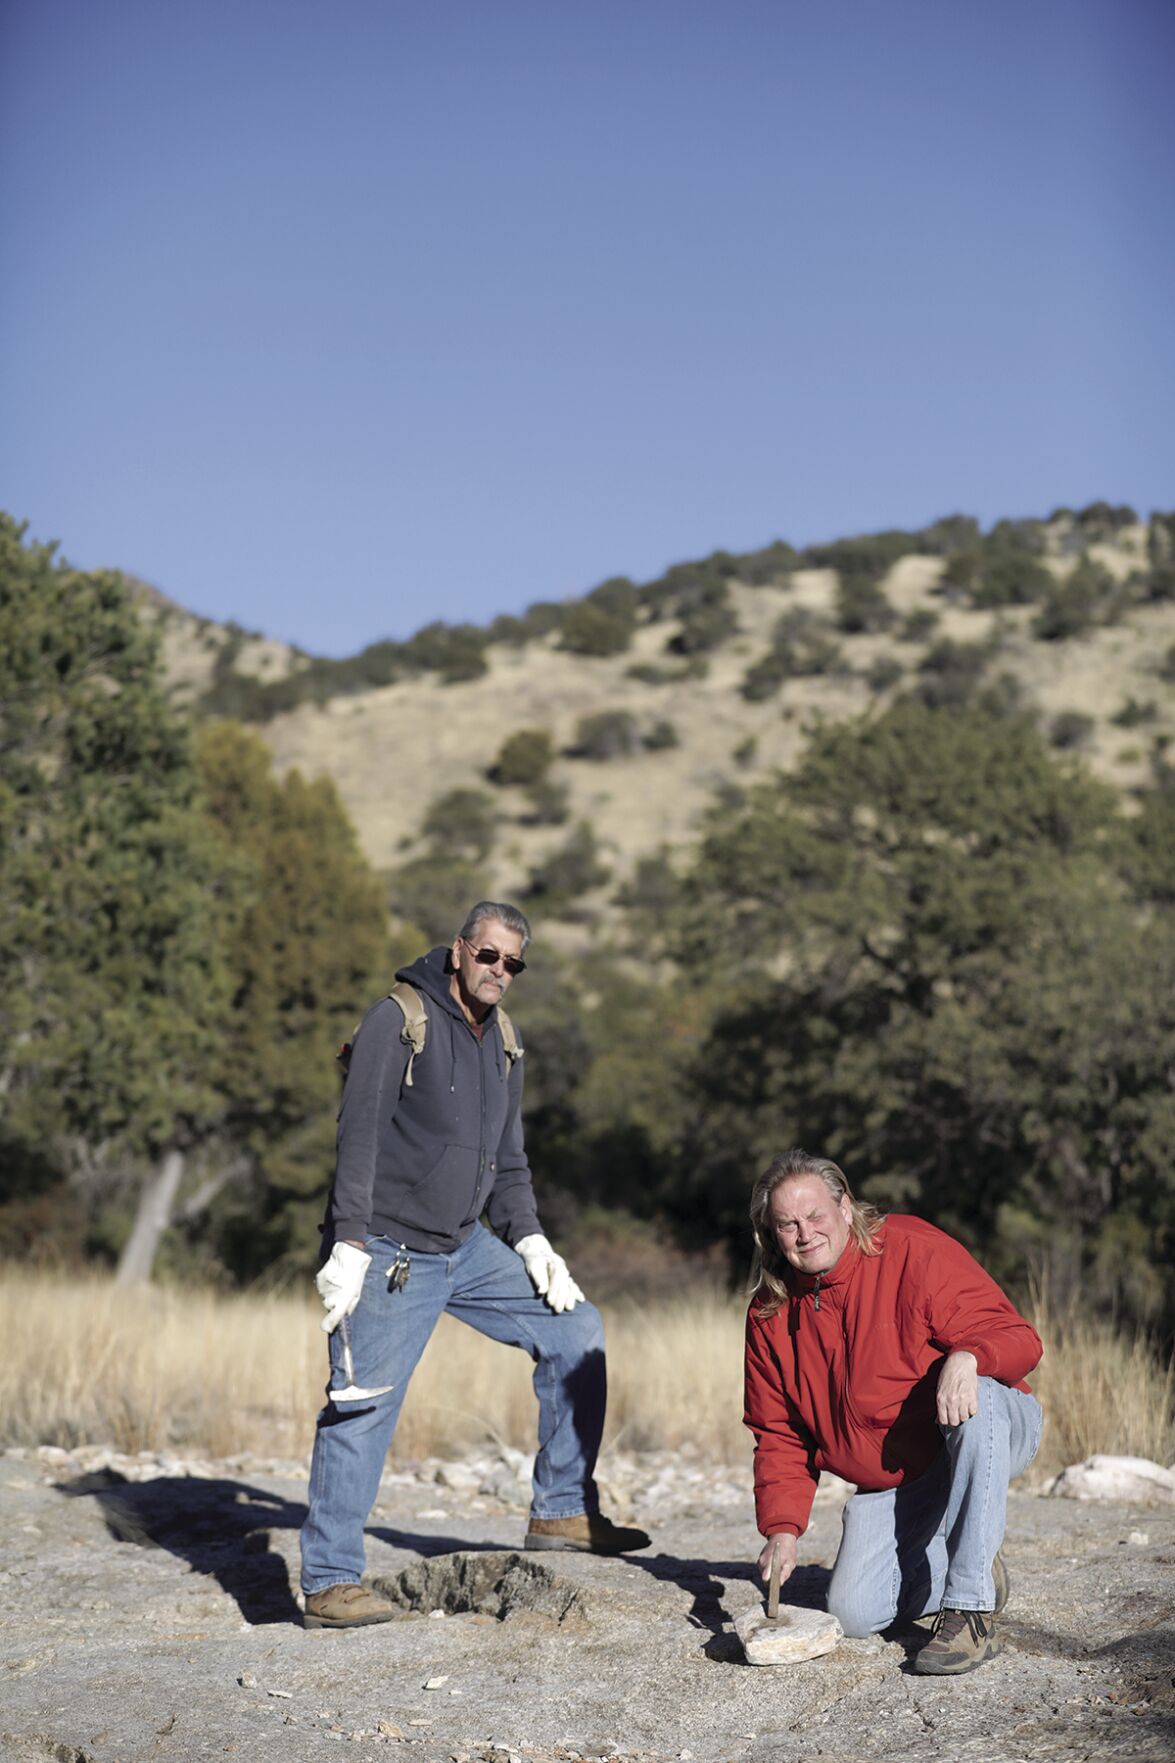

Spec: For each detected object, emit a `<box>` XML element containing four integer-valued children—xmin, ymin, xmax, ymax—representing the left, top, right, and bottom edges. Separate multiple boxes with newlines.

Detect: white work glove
<box><xmin>514</xmin><ymin>1233</ymin><xmax>585</xmax><ymax>1313</ymax></box>
<box><xmin>315</xmin><ymin>1241</ymin><xmax>371</xmax><ymax>1333</ymax></box>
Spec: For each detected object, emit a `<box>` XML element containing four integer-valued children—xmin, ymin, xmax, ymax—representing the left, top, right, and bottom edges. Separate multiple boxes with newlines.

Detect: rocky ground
<box><xmin>2</xmin><ymin>1443</ymin><xmax>1172</xmax><ymax>1763</ymax></box>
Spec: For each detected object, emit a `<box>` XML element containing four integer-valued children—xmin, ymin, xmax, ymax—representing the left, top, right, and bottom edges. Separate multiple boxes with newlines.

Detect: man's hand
<box><xmin>514</xmin><ymin>1234</ymin><xmax>585</xmax><ymax>1313</ymax></box>
<box><xmin>315</xmin><ymin>1241</ymin><xmax>371</xmax><ymax>1334</ymax></box>
<box><xmin>936</xmin><ymin>1349</ymin><xmax>979</xmax><ymax>1426</ymax></box>
<box><xmin>757</xmin><ymin>1531</ymin><xmax>798</xmax><ymax>1587</ymax></box>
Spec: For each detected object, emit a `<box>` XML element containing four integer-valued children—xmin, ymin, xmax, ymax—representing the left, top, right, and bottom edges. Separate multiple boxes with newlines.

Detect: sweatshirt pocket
<box><xmin>397</xmin><ymin>1143</ymin><xmax>478</xmax><ymax>1233</ymax></box>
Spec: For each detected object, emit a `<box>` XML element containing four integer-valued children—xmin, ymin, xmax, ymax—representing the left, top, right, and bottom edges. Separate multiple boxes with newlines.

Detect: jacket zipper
<box><xmin>812</xmin><ymin>1273</ymin><xmax>823</xmax><ymax>1312</ymax></box>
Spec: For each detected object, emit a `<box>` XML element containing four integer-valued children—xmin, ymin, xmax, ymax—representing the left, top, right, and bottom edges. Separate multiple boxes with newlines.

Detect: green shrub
<box><xmin>571</xmin><ymin>710</ymin><xmax>641</xmax><ymax>760</ymax></box>
<box><xmin>984</xmin><ymin>517</ymin><xmax>1048</xmax><ymax>556</ymax></box>
<box><xmin>402</xmin><ymin>621</ymin><xmax>489</xmax><ymax>683</ymax></box>
<box><xmin>518</xmin><ymin>601</ymin><xmax>565</xmax><ymax>638</ymax></box>
<box><xmin>1033</xmin><ymin>558</ymin><xmax>1115</xmax><ymax>641</ymax></box>
<box><xmin>1076</xmin><ymin>500</ymin><xmax>1138</xmax><ymax>540</ymax></box>
<box><xmin>802</xmin><ymin>530</ymin><xmax>921</xmax><ymax>579</ymax></box>
<box><xmin>521</xmin><ymin>778</ymin><xmax>570</xmax><ymax>826</ymax></box>
<box><xmin>420</xmin><ymin>787</ymin><xmax>496</xmax><ymax>860</ymax></box>
<box><xmin>639</xmin><ymin>553</ymin><xmax>735</xmax><ymax>618</ymax></box>
<box><xmin>560</xmin><ymin>598</ymin><xmax>636</xmax><ymax>657</ymax></box>
<box><xmin>740</xmin><ymin>651</ymin><xmax>788</xmax><ymax>701</ymax></box>
<box><xmin>732</xmin><ymin>735</ymin><xmax>758</xmax><ymax>768</ymax></box>
<box><xmin>866</xmin><ymin>656</ymin><xmax>903</xmax><ymax>694</ymax></box>
<box><xmin>614</xmin><ymin>850</ymin><xmax>678</xmax><ymax>913</ymax></box>
<box><xmin>739</xmin><ymin>609</ymin><xmax>843</xmax><ymax>699</ymax></box>
<box><xmin>486</xmin><ymin>614</ymin><xmax>531</xmax><ymax>647</ymax></box>
<box><xmin>973</xmin><ymin>554</ymin><xmax>1053</xmax><ymax>608</ymax></box>
<box><xmin>1113</xmin><ymin>697</ymin><xmax>1158</xmax><ymax>728</ymax></box>
<box><xmin>388</xmin><ymin>856</ymin><xmax>488</xmax><ymax>943</ymax></box>
<box><xmin>1144</xmin><ymin>565</ymin><xmax>1175</xmax><ymax>604</ymax></box>
<box><xmin>666</xmin><ymin>582</ymin><xmax>738</xmax><ymax>654</ymax></box>
<box><xmin>900</xmin><ymin>607</ymin><xmax>940</xmax><ymax>642</ymax></box>
<box><xmin>1049</xmin><ymin>711</ymin><xmax>1095</xmax><ymax>750</ymax></box>
<box><xmin>525</xmin><ymin>822</ymin><xmax>610</xmax><ymax>904</ymax></box>
<box><xmin>938</xmin><ymin>551</ymin><xmax>983</xmax><ymax>601</ymax></box>
<box><xmin>1159</xmin><ymin>643</ymin><xmax>1175</xmax><ymax>684</ymax></box>
<box><xmin>737</xmin><ymin>539</ymin><xmax>799</xmax><ymax>586</ymax></box>
<box><xmin>644</xmin><ymin>719</ymin><xmax>679</xmax><ymax>751</ymax></box>
<box><xmin>491</xmin><ymin>728</ymin><xmax>554</xmax><ymax>787</ymax></box>
<box><xmin>915</xmin><ymin>638</ymin><xmax>991</xmax><ymax>709</ymax></box>
<box><xmin>914</xmin><ymin>514</ymin><xmax>982</xmax><ymax>555</ymax></box>
<box><xmin>837</xmin><ymin>575</ymin><xmax>896</xmax><ymax>634</ymax></box>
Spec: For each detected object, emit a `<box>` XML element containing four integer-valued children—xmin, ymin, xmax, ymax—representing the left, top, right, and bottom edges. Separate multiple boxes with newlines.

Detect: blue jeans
<box><xmin>826</xmin><ymin>1377</ymin><xmax>1042</xmax><ymax>1636</ymax></box>
<box><xmin>300</xmin><ymin>1223</ymin><xmax>607</xmax><ymax>1593</ymax></box>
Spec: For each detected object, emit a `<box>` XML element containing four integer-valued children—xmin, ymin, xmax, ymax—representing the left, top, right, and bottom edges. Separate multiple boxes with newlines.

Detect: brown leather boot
<box><xmin>524</xmin><ymin>1512</ymin><xmax>651</xmax><ymax>1554</ymax></box>
<box><xmin>303</xmin><ymin>1583</ymin><xmax>395</xmax><ymax>1628</ymax></box>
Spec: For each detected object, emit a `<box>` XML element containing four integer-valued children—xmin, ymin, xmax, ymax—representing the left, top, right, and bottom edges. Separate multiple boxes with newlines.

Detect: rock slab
<box><xmin>734</xmin><ymin>1600</ymin><xmax>843</xmax><ymax>1663</ymax></box>
<box><xmin>1050</xmin><ymin>1453</ymin><xmax>1175</xmax><ymax>1504</ymax></box>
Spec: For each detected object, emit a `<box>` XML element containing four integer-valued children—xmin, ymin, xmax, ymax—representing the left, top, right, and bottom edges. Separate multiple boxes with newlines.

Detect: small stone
<box><xmin>424</xmin><ymin>1676</ymin><xmax>450</xmax><ymax>1690</ymax></box>
<box><xmin>734</xmin><ymin>1603</ymin><xmax>843</xmax><ymax>1665</ymax></box>
<box><xmin>377</xmin><ymin>1723</ymin><xmax>405</xmax><ymax>1739</ymax></box>
<box><xmin>268</xmin><ymin>1688</ymin><xmax>293</xmax><ymax>1698</ymax></box>
<box><xmin>1128</xmin><ymin>1530</ymin><xmax>1149</xmax><ymax>1545</ymax></box>
<box><xmin>239</xmin><ymin>1671</ymin><xmax>258</xmax><ymax>1688</ymax></box>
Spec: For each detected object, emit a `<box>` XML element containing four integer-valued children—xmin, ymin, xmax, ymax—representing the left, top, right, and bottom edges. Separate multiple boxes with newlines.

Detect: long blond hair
<box><xmin>749</xmin><ymin>1148</ymin><xmax>885</xmax><ymax>1318</ymax></box>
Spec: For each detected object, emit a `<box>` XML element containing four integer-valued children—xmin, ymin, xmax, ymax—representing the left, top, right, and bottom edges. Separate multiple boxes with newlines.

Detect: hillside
<box><xmin>138</xmin><ymin>506</ymin><xmax>1175</xmax><ymax>943</ymax></box>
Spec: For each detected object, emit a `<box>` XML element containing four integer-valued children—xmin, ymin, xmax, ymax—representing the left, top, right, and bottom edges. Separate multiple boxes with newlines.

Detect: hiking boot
<box><xmin>524</xmin><ymin>1512</ymin><xmax>651</xmax><ymax>1555</ymax></box>
<box><xmin>991</xmin><ymin>1549</ymin><xmax>1009</xmax><ymax>1616</ymax></box>
<box><xmin>912</xmin><ymin>1607</ymin><xmax>1000</xmax><ymax>1675</ymax></box>
<box><xmin>303</xmin><ymin>1583</ymin><xmax>395</xmax><ymax>1629</ymax></box>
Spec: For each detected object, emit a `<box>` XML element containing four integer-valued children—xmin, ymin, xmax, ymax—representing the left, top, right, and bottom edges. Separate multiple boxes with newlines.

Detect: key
<box><xmin>387</xmin><ymin>1248</ymin><xmax>411</xmax><ymax>1293</ymax></box>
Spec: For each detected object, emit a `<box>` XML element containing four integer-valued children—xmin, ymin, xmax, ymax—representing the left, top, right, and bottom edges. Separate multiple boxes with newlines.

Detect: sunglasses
<box><xmin>463</xmin><ymin>942</ymin><xmax>526</xmax><ymax>977</ymax></box>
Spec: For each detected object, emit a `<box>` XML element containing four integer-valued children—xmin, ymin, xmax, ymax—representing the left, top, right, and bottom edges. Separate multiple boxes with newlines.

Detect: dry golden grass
<box><xmin>4</xmin><ymin>1271</ymin><xmax>1170</xmax><ymax>1482</ymax></box>
<box><xmin>1027</xmin><ymin>1293</ymin><xmax>1175</xmax><ymax>1474</ymax></box>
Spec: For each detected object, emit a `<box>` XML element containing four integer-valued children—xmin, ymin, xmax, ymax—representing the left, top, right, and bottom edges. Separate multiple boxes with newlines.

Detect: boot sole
<box><xmin>525</xmin><ymin>1535</ymin><xmax>616</xmax><ymax>1553</ymax></box>
<box><xmin>303</xmin><ymin>1606</ymin><xmax>395</xmax><ymax>1628</ymax></box>
<box><xmin>524</xmin><ymin>1534</ymin><xmax>648</xmax><ymax>1555</ymax></box>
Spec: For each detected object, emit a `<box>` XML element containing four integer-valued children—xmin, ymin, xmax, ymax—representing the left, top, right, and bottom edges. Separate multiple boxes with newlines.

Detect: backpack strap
<box><xmin>496</xmin><ymin>1005</ymin><xmax>523</xmax><ymax>1071</ymax></box>
<box><xmin>336</xmin><ymin>981</ymin><xmax>429</xmax><ymax>1087</ymax></box>
<box><xmin>339</xmin><ymin>984</ymin><xmax>519</xmax><ymax>1089</ymax></box>
<box><xmin>387</xmin><ymin>980</ymin><xmax>429</xmax><ymax>1087</ymax></box>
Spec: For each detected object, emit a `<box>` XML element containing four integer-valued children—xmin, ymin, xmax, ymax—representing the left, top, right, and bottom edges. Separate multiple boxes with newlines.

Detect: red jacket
<box><xmin>744</xmin><ymin>1215</ymin><xmax>1042</xmax><ymax>1539</ymax></box>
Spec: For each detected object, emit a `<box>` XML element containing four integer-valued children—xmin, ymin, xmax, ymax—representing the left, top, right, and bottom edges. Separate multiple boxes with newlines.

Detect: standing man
<box><xmin>744</xmin><ymin>1149</ymin><xmax>1042</xmax><ymax>1675</ymax></box>
<box><xmin>301</xmin><ymin>901</ymin><xmax>649</xmax><ymax>1629</ymax></box>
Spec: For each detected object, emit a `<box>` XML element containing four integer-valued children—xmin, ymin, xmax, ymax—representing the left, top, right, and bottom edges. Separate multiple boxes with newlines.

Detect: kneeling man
<box><xmin>744</xmin><ymin>1148</ymin><xmax>1042</xmax><ymax>1675</ymax></box>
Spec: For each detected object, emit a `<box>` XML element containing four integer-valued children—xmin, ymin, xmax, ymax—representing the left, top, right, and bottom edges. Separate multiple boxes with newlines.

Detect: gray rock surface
<box><xmin>2</xmin><ymin>1444</ymin><xmax>1173</xmax><ymax>1763</ymax></box>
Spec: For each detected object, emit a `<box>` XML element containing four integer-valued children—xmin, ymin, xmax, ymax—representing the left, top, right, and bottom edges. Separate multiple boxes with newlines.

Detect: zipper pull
<box><xmin>813</xmin><ymin>1274</ymin><xmax>823</xmax><ymax>1312</ymax></box>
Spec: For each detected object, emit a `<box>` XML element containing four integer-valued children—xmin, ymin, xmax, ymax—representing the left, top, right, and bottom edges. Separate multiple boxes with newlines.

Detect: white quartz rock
<box><xmin>1050</xmin><ymin>1454</ymin><xmax>1175</xmax><ymax>1505</ymax></box>
<box><xmin>735</xmin><ymin>1603</ymin><xmax>843</xmax><ymax>1664</ymax></box>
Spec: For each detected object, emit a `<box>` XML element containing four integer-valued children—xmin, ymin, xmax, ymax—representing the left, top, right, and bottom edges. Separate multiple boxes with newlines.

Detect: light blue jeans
<box><xmin>826</xmin><ymin>1377</ymin><xmax>1042</xmax><ymax>1636</ymax></box>
<box><xmin>300</xmin><ymin>1223</ymin><xmax>606</xmax><ymax>1594</ymax></box>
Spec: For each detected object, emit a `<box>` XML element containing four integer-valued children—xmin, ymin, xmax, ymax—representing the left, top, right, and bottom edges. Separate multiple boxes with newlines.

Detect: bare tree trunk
<box><xmin>115</xmin><ymin>1148</ymin><xmax>185</xmax><ymax>1286</ymax></box>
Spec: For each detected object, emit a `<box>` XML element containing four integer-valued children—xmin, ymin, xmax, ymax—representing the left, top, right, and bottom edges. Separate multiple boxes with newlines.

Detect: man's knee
<box><xmin>826</xmin><ymin>1572</ymin><xmax>891</xmax><ymax>1638</ymax></box>
<box><xmin>558</xmin><ymin>1297</ymin><xmax>605</xmax><ymax>1358</ymax></box>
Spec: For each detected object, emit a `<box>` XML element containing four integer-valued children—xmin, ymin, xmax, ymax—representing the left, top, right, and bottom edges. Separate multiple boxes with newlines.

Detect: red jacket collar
<box><xmin>783</xmin><ymin>1233</ymin><xmax>862</xmax><ymax>1299</ymax></box>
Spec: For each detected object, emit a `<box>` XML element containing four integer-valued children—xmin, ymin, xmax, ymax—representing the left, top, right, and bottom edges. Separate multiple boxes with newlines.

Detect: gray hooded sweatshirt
<box><xmin>325</xmin><ymin>946</ymin><xmax>542</xmax><ymax>1254</ymax></box>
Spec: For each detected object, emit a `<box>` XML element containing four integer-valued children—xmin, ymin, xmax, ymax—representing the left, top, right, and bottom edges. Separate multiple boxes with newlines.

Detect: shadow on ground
<box><xmin>55</xmin><ymin>1471</ymin><xmax>766</xmax><ymax>1639</ymax></box>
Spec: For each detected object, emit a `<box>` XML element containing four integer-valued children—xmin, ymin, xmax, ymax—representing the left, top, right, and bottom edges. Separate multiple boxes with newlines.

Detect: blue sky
<box><xmin>2</xmin><ymin>0</ymin><xmax>1172</xmax><ymax>657</ymax></box>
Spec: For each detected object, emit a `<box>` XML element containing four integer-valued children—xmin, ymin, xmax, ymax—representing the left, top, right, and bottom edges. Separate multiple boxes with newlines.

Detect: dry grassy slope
<box><xmin>126</xmin><ymin>575</ymin><xmax>308</xmax><ymax>703</ymax></box>
<box><xmin>146</xmin><ymin>523</ymin><xmax>1175</xmax><ymax>932</ymax></box>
